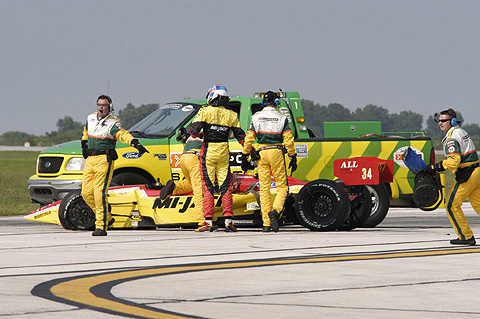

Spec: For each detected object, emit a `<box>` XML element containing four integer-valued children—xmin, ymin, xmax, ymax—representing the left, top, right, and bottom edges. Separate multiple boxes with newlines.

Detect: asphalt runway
<box><xmin>2</xmin><ymin>205</ymin><xmax>480</xmax><ymax>319</ymax></box>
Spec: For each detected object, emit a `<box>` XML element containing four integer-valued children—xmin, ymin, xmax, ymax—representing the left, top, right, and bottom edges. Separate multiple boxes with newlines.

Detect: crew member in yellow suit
<box><xmin>241</xmin><ymin>91</ymin><xmax>297</xmax><ymax>232</ymax></box>
<box><xmin>81</xmin><ymin>95</ymin><xmax>148</xmax><ymax>236</ymax></box>
<box><xmin>189</xmin><ymin>84</ymin><xmax>246</xmax><ymax>232</ymax></box>
<box><xmin>423</xmin><ymin>108</ymin><xmax>480</xmax><ymax>245</ymax></box>
<box><xmin>159</xmin><ymin>126</ymin><xmax>205</xmax><ymax>229</ymax></box>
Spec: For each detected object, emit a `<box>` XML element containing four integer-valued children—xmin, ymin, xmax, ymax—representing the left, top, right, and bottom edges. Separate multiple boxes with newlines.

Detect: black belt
<box><xmin>89</xmin><ymin>150</ymin><xmax>108</xmax><ymax>156</ymax></box>
<box><xmin>258</xmin><ymin>145</ymin><xmax>285</xmax><ymax>152</ymax></box>
<box><xmin>183</xmin><ymin>150</ymin><xmax>200</xmax><ymax>156</ymax></box>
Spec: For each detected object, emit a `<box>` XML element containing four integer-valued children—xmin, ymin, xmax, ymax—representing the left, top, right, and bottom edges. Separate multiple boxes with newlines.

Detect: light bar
<box><xmin>253</xmin><ymin>91</ymin><xmax>287</xmax><ymax>99</ymax></box>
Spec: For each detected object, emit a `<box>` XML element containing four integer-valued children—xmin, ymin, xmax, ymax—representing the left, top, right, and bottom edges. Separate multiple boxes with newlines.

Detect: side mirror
<box><xmin>176</xmin><ymin>127</ymin><xmax>187</xmax><ymax>142</ymax></box>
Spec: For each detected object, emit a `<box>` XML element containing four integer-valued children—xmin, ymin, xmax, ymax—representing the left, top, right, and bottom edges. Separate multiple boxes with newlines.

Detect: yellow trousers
<box><xmin>257</xmin><ymin>148</ymin><xmax>288</xmax><ymax>226</ymax></box>
<box><xmin>173</xmin><ymin>152</ymin><xmax>204</xmax><ymax>225</ymax></box>
<box><xmin>446</xmin><ymin>167</ymin><xmax>480</xmax><ymax>240</ymax></box>
<box><xmin>81</xmin><ymin>155</ymin><xmax>114</xmax><ymax>230</ymax></box>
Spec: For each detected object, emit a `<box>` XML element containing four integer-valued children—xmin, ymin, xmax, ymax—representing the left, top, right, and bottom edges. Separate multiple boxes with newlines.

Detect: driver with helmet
<box><xmin>188</xmin><ymin>85</ymin><xmax>246</xmax><ymax>232</ymax></box>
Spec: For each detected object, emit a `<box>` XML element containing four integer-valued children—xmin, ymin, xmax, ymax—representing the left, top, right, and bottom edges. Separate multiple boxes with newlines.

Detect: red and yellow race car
<box><xmin>25</xmin><ymin>157</ymin><xmax>393</xmax><ymax>231</ymax></box>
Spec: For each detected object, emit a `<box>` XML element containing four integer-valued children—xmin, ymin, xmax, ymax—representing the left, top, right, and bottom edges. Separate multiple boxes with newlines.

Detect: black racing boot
<box><xmin>92</xmin><ymin>228</ymin><xmax>107</xmax><ymax>236</ymax></box>
<box><xmin>160</xmin><ymin>180</ymin><xmax>175</xmax><ymax>200</ymax></box>
<box><xmin>450</xmin><ymin>237</ymin><xmax>476</xmax><ymax>245</ymax></box>
<box><xmin>268</xmin><ymin>210</ymin><xmax>280</xmax><ymax>233</ymax></box>
<box><xmin>262</xmin><ymin>226</ymin><xmax>271</xmax><ymax>232</ymax></box>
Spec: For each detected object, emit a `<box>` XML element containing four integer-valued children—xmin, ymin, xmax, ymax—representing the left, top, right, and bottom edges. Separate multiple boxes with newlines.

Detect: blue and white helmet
<box><xmin>206</xmin><ymin>84</ymin><xmax>229</xmax><ymax>103</ymax></box>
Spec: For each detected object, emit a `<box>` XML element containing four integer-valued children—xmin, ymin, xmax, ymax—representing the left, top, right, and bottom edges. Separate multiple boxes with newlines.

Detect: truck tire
<box><xmin>58</xmin><ymin>190</ymin><xmax>96</xmax><ymax>230</ymax></box>
<box><xmin>295</xmin><ymin>179</ymin><xmax>351</xmax><ymax>231</ymax></box>
<box><xmin>111</xmin><ymin>172</ymin><xmax>150</xmax><ymax>186</ymax></box>
<box><xmin>361</xmin><ymin>184</ymin><xmax>390</xmax><ymax>228</ymax></box>
<box><xmin>338</xmin><ymin>185</ymin><xmax>372</xmax><ymax>231</ymax></box>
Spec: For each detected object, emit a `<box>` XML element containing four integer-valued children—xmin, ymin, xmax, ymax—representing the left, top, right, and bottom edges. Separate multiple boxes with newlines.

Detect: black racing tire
<box><xmin>295</xmin><ymin>179</ymin><xmax>351</xmax><ymax>231</ymax></box>
<box><xmin>338</xmin><ymin>185</ymin><xmax>372</xmax><ymax>231</ymax></box>
<box><xmin>58</xmin><ymin>189</ymin><xmax>95</xmax><ymax>230</ymax></box>
<box><xmin>360</xmin><ymin>184</ymin><xmax>390</xmax><ymax>228</ymax></box>
<box><xmin>111</xmin><ymin>172</ymin><xmax>150</xmax><ymax>186</ymax></box>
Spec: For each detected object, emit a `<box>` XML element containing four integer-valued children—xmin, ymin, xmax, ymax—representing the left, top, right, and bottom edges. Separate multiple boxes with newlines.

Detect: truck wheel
<box><xmin>295</xmin><ymin>179</ymin><xmax>351</xmax><ymax>231</ymax></box>
<box><xmin>361</xmin><ymin>184</ymin><xmax>390</xmax><ymax>228</ymax></box>
<box><xmin>111</xmin><ymin>172</ymin><xmax>150</xmax><ymax>186</ymax></box>
<box><xmin>338</xmin><ymin>185</ymin><xmax>372</xmax><ymax>231</ymax></box>
<box><xmin>58</xmin><ymin>190</ymin><xmax>95</xmax><ymax>230</ymax></box>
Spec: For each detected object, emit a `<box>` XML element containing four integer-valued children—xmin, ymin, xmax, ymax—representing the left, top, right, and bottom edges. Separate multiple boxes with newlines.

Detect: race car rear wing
<box><xmin>333</xmin><ymin>157</ymin><xmax>394</xmax><ymax>185</ymax></box>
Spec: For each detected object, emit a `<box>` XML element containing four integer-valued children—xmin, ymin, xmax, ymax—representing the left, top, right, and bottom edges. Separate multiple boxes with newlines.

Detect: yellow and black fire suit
<box><xmin>242</xmin><ymin>106</ymin><xmax>296</xmax><ymax>227</ymax></box>
<box><xmin>189</xmin><ymin>105</ymin><xmax>245</xmax><ymax>219</ymax></box>
<box><xmin>172</xmin><ymin>135</ymin><xmax>205</xmax><ymax>226</ymax></box>
<box><xmin>81</xmin><ymin>112</ymin><xmax>135</xmax><ymax>231</ymax></box>
<box><xmin>439</xmin><ymin>125</ymin><xmax>480</xmax><ymax>240</ymax></box>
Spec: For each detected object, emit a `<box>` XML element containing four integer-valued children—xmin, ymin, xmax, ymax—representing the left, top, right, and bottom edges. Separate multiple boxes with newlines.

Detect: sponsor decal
<box><xmin>339</xmin><ymin>160</ymin><xmax>359</xmax><ymax>169</ymax></box>
<box><xmin>295</xmin><ymin>144</ymin><xmax>308</xmax><ymax>158</ymax></box>
<box><xmin>154</xmin><ymin>153</ymin><xmax>167</xmax><ymax>160</ymax></box>
<box><xmin>181</xmin><ymin>105</ymin><xmax>194</xmax><ymax>112</ymax></box>
<box><xmin>279</xmin><ymin>107</ymin><xmax>289</xmax><ymax>114</ymax></box>
<box><xmin>170</xmin><ymin>152</ymin><xmax>183</xmax><ymax>170</ymax></box>
<box><xmin>122</xmin><ymin>152</ymin><xmax>143</xmax><ymax>159</ymax></box>
<box><xmin>247</xmin><ymin>202</ymin><xmax>260</xmax><ymax>210</ymax></box>
<box><xmin>448</xmin><ymin>146</ymin><xmax>456</xmax><ymax>154</ymax></box>
<box><xmin>229</xmin><ymin>151</ymin><xmax>243</xmax><ymax>167</ymax></box>
<box><xmin>161</xmin><ymin>103</ymin><xmax>183</xmax><ymax>109</ymax></box>
<box><xmin>393</xmin><ymin>146</ymin><xmax>424</xmax><ymax>168</ymax></box>
<box><xmin>154</xmin><ymin>195</ymin><xmax>224</xmax><ymax>212</ymax></box>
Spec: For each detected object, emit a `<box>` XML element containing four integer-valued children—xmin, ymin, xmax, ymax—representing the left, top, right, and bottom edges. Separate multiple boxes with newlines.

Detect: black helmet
<box><xmin>263</xmin><ymin>91</ymin><xmax>277</xmax><ymax>105</ymax></box>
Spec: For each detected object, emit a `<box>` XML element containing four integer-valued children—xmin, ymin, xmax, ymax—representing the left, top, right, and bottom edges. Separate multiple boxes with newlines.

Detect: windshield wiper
<box><xmin>129</xmin><ymin>131</ymin><xmax>148</xmax><ymax>138</ymax></box>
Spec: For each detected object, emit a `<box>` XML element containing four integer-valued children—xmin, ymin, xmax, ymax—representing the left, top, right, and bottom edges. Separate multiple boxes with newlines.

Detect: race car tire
<box><xmin>58</xmin><ymin>189</ymin><xmax>95</xmax><ymax>230</ymax></box>
<box><xmin>338</xmin><ymin>185</ymin><xmax>372</xmax><ymax>231</ymax></box>
<box><xmin>360</xmin><ymin>184</ymin><xmax>390</xmax><ymax>228</ymax></box>
<box><xmin>111</xmin><ymin>172</ymin><xmax>150</xmax><ymax>186</ymax></box>
<box><xmin>295</xmin><ymin>179</ymin><xmax>351</xmax><ymax>231</ymax></box>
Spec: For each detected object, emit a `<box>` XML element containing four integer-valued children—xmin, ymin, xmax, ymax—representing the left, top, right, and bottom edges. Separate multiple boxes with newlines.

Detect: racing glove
<box><xmin>131</xmin><ymin>139</ymin><xmax>149</xmax><ymax>154</ymax></box>
<box><xmin>422</xmin><ymin>162</ymin><xmax>445</xmax><ymax>174</ymax></box>
<box><xmin>81</xmin><ymin>140</ymin><xmax>89</xmax><ymax>159</ymax></box>
<box><xmin>241</xmin><ymin>153</ymin><xmax>251</xmax><ymax>172</ymax></box>
<box><xmin>288</xmin><ymin>154</ymin><xmax>297</xmax><ymax>173</ymax></box>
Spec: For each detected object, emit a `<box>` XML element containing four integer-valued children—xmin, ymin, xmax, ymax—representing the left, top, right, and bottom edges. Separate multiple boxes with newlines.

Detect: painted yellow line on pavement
<box><xmin>49</xmin><ymin>247</ymin><xmax>480</xmax><ymax>319</ymax></box>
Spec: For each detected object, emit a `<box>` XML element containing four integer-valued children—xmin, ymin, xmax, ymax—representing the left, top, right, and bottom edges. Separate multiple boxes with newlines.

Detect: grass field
<box><xmin>0</xmin><ymin>151</ymin><xmax>41</xmax><ymax>216</ymax></box>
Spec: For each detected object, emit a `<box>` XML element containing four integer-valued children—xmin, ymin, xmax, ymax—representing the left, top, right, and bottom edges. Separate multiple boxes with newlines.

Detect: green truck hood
<box><xmin>40</xmin><ymin>140</ymin><xmax>82</xmax><ymax>155</ymax></box>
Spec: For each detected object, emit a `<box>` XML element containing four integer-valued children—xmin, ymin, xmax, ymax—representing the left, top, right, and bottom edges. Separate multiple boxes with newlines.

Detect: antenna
<box><xmin>107</xmin><ymin>80</ymin><xmax>110</xmax><ymax>95</ymax></box>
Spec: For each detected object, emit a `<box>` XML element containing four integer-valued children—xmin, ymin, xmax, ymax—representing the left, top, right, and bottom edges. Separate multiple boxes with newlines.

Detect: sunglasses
<box><xmin>97</xmin><ymin>103</ymin><xmax>109</xmax><ymax>107</ymax></box>
<box><xmin>438</xmin><ymin>118</ymin><xmax>452</xmax><ymax>123</ymax></box>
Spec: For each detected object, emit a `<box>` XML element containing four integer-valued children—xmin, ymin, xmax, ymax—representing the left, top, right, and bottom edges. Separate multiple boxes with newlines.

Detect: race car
<box><xmin>25</xmin><ymin>157</ymin><xmax>393</xmax><ymax>231</ymax></box>
<box><xmin>25</xmin><ymin>175</ymin><xmax>371</xmax><ymax>231</ymax></box>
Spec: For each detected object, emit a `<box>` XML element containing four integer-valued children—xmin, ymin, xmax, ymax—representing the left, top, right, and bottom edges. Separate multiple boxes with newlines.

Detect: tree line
<box><xmin>1</xmin><ymin>100</ymin><xmax>479</xmax><ymax>150</ymax></box>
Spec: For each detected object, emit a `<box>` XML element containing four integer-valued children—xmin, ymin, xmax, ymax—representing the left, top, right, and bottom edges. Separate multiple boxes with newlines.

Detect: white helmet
<box><xmin>206</xmin><ymin>84</ymin><xmax>229</xmax><ymax>106</ymax></box>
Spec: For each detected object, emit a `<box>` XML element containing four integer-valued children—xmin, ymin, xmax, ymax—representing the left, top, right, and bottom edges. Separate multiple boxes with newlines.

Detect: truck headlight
<box><xmin>65</xmin><ymin>157</ymin><xmax>85</xmax><ymax>171</ymax></box>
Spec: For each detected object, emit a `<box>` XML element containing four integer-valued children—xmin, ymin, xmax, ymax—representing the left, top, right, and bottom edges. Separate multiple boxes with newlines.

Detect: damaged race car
<box><xmin>25</xmin><ymin>157</ymin><xmax>393</xmax><ymax>232</ymax></box>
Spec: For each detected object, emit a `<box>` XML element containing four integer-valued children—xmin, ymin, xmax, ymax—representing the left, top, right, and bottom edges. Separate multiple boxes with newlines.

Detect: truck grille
<box><xmin>38</xmin><ymin>157</ymin><xmax>63</xmax><ymax>173</ymax></box>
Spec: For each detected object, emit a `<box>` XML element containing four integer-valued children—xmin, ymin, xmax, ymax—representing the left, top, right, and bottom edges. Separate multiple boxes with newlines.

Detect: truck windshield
<box><xmin>128</xmin><ymin>103</ymin><xmax>201</xmax><ymax>137</ymax></box>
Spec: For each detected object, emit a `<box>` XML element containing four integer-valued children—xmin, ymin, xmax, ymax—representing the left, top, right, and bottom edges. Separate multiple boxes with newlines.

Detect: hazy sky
<box><xmin>1</xmin><ymin>0</ymin><xmax>480</xmax><ymax>135</ymax></box>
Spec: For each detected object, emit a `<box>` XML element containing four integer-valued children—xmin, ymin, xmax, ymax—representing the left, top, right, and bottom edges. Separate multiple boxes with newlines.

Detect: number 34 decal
<box><xmin>362</xmin><ymin>167</ymin><xmax>372</xmax><ymax>180</ymax></box>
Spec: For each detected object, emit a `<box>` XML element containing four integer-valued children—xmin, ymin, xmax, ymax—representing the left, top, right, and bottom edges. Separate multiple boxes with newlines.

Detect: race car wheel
<box><xmin>338</xmin><ymin>185</ymin><xmax>372</xmax><ymax>231</ymax></box>
<box><xmin>295</xmin><ymin>179</ymin><xmax>350</xmax><ymax>231</ymax></box>
<box><xmin>111</xmin><ymin>172</ymin><xmax>150</xmax><ymax>186</ymax></box>
<box><xmin>361</xmin><ymin>184</ymin><xmax>390</xmax><ymax>228</ymax></box>
<box><xmin>58</xmin><ymin>189</ymin><xmax>95</xmax><ymax>230</ymax></box>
